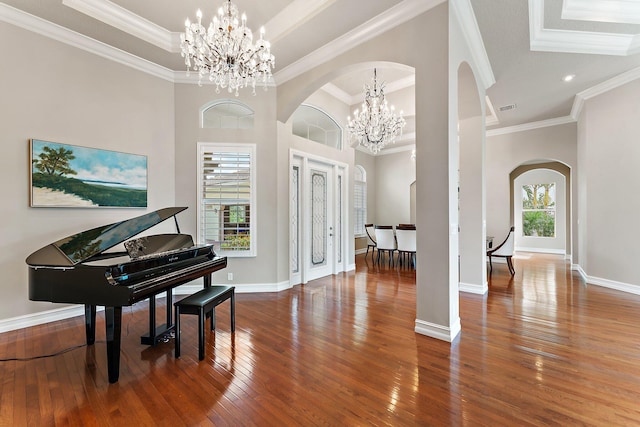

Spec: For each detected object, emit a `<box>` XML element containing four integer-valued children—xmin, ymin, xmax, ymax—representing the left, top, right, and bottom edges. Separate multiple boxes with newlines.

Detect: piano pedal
<box><xmin>161</xmin><ymin>331</ymin><xmax>176</xmax><ymax>343</ymax></box>
<box><xmin>141</xmin><ymin>324</ymin><xmax>176</xmax><ymax>346</ymax></box>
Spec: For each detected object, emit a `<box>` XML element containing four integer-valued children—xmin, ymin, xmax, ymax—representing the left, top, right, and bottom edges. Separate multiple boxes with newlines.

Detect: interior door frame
<box><xmin>290</xmin><ymin>150</ymin><xmax>348</xmax><ymax>285</ymax></box>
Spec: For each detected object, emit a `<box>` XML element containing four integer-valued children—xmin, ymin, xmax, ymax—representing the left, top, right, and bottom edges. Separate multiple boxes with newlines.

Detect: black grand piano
<box><xmin>26</xmin><ymin>207</ymin><xmax>227</xmax><ymax>383</ymax></box>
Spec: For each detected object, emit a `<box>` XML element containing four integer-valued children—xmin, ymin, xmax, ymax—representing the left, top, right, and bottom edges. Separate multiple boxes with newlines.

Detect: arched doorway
<box><xmin>510</xmin><ymin>161</ymin><xmax>571</xmax><ymax>257</ymax></box>
<box><xmin>458</xmin><ymin>62</ymin><xmax>486</xmax><ymax>294</ymax></box>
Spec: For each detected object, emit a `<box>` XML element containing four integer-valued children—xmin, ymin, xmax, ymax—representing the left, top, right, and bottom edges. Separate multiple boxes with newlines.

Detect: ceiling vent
<box><xmin>498</xmin><ymin>103</ymin><xmax>517</xmax><ymax>112</ymax></box>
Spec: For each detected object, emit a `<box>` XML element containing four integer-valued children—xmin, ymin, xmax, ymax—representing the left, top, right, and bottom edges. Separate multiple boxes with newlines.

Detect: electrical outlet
<box><xmin>227</xmin><ymin>272</ymin><xmax>233</xmax><ymax>281</ymax></box>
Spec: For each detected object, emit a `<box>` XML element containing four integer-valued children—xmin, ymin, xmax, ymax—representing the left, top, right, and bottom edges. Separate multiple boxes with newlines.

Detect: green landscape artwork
<box><xmin>30</xmin><ymin>139</ymin><xmax>147</xmax><ymax>208</ymax></box>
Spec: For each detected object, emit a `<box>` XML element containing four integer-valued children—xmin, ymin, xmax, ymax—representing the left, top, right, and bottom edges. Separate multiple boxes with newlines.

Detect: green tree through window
<box><xmin>522</xmin><ymin>183</ymin><xmax>555</xmax><ymax>237</ymax></box>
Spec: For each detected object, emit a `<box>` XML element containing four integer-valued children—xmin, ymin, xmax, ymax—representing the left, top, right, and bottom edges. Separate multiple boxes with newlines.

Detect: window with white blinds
<box><xmin>354</xmin><ymin>165</ymin><xmax>367</xmax><ymax>237</ymax></box>
<box><xmin>197</xmin><ymin>143</ymin><xmax>256</xmax><ymax>257</ymax></box>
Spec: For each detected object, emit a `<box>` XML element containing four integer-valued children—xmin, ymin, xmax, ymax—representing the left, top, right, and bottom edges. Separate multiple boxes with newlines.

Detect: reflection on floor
<box><xmin>1</xmin><ymin>252</ymin><xmax>640</xmax><ymax>425</ymax></box>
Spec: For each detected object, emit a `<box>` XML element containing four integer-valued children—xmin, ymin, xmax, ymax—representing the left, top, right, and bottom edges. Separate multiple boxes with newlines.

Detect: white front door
<box><xmin>306</xmin><ymin>161</ymin><xmax>334</xmax><ymax>281</ymax></box>
<box><xmin>290</xmin><ymin>154</ymin><xmax>347</xmax><ymax>285</ymax></box>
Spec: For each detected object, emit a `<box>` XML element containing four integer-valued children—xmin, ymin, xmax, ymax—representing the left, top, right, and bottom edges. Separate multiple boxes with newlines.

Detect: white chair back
<box><xmin>396</xmin><ymin>229</ymin><xmax>416</xmax><ymax>252</ymax></box>
<box><xmin>365</xmin><ymin>224</ymin><xmax>376</xmax><ymax>246</ymax></box>
<box><xmin>375</xmin><ymin>227</ymin><xmax>396</xmax><ymax>251</ymax></box>
<box><xmin>493</xmin><ymin>229</ymin><xmax>514</xmax><ymax>256</ymax></box>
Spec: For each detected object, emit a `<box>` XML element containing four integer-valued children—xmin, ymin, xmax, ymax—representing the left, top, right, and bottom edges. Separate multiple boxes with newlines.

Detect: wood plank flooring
<box><xmin>2</xmin><ymin>253</ymin><xmax>640</xmax><ymax>426</ymax></box>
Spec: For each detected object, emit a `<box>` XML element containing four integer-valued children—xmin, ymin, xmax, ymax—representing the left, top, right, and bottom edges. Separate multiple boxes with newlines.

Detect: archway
<box><xmin>509</xmin><ymin>161</ymin><xmax>571</xmax><ymax>258</ymax></box>
<box><xmin>278</xmin><ymin>61</ymin><xmax>416</xmax><ymax>285</ymax></box>
<box><xmin>457</xmin><ymin>62</ymin><xmax>486</xmax><ymax>294</ymax></box>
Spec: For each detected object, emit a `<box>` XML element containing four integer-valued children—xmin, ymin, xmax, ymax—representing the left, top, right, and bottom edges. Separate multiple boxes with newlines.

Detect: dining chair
<box><xmin>396</xmin><ymin>225</ymin><xmax>416</xmax><ymax>269</ymax></box>
<box><xmin>487</xmin><ymin>226</ymin><xmax>515</xmax><ymax>275</ymax></box>
<box><xmin>364</xmin><ymin>223</ymin><xmax>377</xmax><ymax>262</ymax></box>
<box><xmin>374</xmin><ymin>225</ymin><xmax>396</xmax><ymax>267</ymax></box>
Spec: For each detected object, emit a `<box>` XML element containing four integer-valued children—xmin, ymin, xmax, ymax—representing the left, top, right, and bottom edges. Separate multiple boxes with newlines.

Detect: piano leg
<box><xmin>166</xmin><ymin>288</ymin><xmax>173</xmax><ymax>329</ymax></box>
<box><xmin>85</xmin><ymin>304</ymin><xmax>97</xmax><ymax>345</ymax></box>
<box><xmin>141</xmin><ymin>291</ymin><xmax>176</xmax><ymax>346</ymax></box>
<box><xmin>105</xmin><ymin>306</ymin><xmax>122</xmax><ymax>384</ymax></box>
<box><xmin>149</xmin><ymin>295</ymin><xmax>156</xmax><ymax>343</ymax></box>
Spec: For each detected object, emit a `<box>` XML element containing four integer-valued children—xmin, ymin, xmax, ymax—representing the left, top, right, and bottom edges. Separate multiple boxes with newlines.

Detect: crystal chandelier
<box><xmin>347</xmin><ymin>69</ymin><xmax>406</xmax><ymax>154</ymax></box>
<box><xmin>180</xmin><ymin>0</ymin><xmax>275</xmax><ymax>96</ymax></box>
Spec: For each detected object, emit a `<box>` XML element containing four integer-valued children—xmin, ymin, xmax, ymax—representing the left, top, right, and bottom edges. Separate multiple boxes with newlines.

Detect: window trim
<box><xmin>291</xmin><ymin>103</ymin><xmax>343</xmax><ymax>150</ymax></box>
<box><xmin>521</xmin><ymin>182</ymin><xmax>556</xmax><ymax>238</ymax></box>
<box><xmin>199</xmin><ymin>99</ymin><xmax>255</xmax><ymax>129</ymax></box>
<box><xmin>354</xmin><ymin>165</ymin><xmax>367</xmax><ymax>238</ymax></box>
<box><xmin>197</xmin><ymin>142</ymin><xmax>257</xmax><ymax>257</ymax></box>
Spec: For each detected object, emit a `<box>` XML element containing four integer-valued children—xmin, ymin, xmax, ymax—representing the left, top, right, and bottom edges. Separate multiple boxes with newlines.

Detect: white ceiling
<box><xmin>2</xmin><ymin>0</ymin><xmax>640</xmax><ymax>141</ymax></box>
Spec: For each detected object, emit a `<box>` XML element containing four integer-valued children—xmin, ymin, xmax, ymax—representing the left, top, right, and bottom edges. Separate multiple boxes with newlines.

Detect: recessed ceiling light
<box><xmin>562</xmin><ymin>74</ymin><xmax>576</xmax><ymax>82</ymax></box>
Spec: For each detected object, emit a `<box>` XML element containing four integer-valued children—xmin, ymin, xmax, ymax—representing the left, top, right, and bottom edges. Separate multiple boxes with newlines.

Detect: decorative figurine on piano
<box><xmin>26</xmin><ymin>207</ymin><xmax>227</xmax><ymax>383</ymax></box>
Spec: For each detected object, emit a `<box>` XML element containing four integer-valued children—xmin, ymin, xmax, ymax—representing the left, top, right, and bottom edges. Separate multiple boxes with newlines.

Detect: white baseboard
<box><xmin>0</xmin><ymin>280</ymin><xmax>292</xmax><ymax>334</ymax></box>
<box><xmin>355</xmin><ymin>248</ymin><xmax>367</xmax><ymax>255</ymax></box>
<box><xmin>459</xmin><ymin>281</ymin><xmax>488</xmax><ymax>295</ymax></box>
<box><xmin>572</xmin><ymin>263</ymin><xmax>587</xmax><ymax>279</ymax></box>
<box><xmin>585</xmin><ymin>274</ymin><xmax>640</xmax><ymax>295</ymax></box>
<box><xmin>414</xmin><ymin>317</ymin><xmax>461</xmax><ymax>342</ymax></box>
<box><xmin>571</xmin><ymin>264</ymin><xmax>640</xmax><ymax>295</ymax></box>
<box><xmin>0</xmin><ymin>305</ymin><xmax>93</xmax><ymax>334</ymax></box>
<box><xmin>515</xmin><ymin>246</ymin><xmax>565</xmax><ymax>255</ymax></box>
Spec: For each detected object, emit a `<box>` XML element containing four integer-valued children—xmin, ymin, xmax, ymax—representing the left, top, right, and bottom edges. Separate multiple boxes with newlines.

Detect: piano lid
<box><xmin>26</xmin><ymin>207</ymin><xmax>188</xmax><ymax>267</ymax></box>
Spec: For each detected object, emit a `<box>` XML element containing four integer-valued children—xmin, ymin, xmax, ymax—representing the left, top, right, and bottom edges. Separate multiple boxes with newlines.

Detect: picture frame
<box><xmin>29</xmin><ymin>139</ymin><xmax>147</xmax><ymax>208</ymax></box>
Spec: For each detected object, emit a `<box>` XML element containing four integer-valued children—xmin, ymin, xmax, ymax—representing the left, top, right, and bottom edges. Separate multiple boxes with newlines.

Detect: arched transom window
<box><xmin>291</xmin><ymin>104</ymin><xmax>342</xmax><ymax>149</ymax></box>
<box><xmin>201</xmin><ymin>100</ymin><xmax>254</xmax><ymax>129</ymax></box>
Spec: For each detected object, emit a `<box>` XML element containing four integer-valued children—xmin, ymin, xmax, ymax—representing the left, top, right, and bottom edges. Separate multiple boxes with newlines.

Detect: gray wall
<box><xmin>174</xmin><ymin>84</ymin><xmax>281</xmax><ymax>286</ymax></box>
<box><xmin>374</xmin><ymin>151</ymin><xmax>416</xmax><ymax>226</ymax></box>
<box><xmin>486</xmin><ymin>123</ymin><xmax>577</xmax><ymax>260</ymax></box>
<box><xmin>0</xmin><ymin>22</ymin><xmax>175</xmax><ymax>319</ymax></box>
<box><xmin>578</xmin><ymin>79</ymin><xmax>640</xmax><ymax>289</ymax></box>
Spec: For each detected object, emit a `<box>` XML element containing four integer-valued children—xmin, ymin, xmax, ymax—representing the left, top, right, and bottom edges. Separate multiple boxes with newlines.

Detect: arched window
<box><xmin>354</xmin><ymin>165</ymin><xmax>367</xmax><ymax>236</ymax></box>
<box><xmin>291</xmin><ymin>104</ymin><xmax>342</xmax><ymax>149</ymax></box>
<box><xmin>201</xmin><ymin>100</ymin><xmax>254</xmax><ymax>129</ymax></box>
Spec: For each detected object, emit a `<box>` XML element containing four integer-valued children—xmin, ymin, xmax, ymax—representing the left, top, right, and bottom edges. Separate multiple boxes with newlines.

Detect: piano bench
<box><xmin>174</xmin><ymin>285</ymin><xmax>235</xmax><ymax>360</ymax></box>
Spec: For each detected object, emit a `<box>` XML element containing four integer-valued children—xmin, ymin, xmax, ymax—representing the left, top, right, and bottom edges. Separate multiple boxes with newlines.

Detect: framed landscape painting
<box><xmin>30</xmin><ymin>139</ymin><xmax>147</xmax><ymax>208</ymax></box>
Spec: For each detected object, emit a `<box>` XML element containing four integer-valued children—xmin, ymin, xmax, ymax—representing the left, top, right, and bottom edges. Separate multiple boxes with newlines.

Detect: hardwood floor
<box><xmin>2</xmin><ymin>253</ymin><xmax>640</xmax><ymax>426</ymax></box>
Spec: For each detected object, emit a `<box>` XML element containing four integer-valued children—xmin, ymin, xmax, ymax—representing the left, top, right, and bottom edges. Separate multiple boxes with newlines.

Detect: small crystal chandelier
<box><xmin>180</xmin><ymin>0</ymin><xmax>275</xmax><ymax>96</ymax></box>
<box><xmin>347</xmin><ymin>69</ymin><xmax>406</xmax><ymax>154</ymax></box>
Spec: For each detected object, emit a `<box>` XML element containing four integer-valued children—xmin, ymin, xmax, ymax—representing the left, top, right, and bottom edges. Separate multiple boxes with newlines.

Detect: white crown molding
<box><xmin>0</xmin><ymin>3</ymin><xmax>175</xmax><ymax>82</ymax></box>
<box><xmin>490</xmin><ymin>64</ymin><xmax>640</xmax><ymax>135</ymax></box>
<box><xmin>571</xmin><ymin>65</ymin><xmax>640</xmax><ymax>119</ymax></box>
<box><xmin>562</xmin><ymin>0</ymin><xmax>640</xmax><ymax>25</ymax></box>
<box><xmin>529</xmin><ymin>0</ymin><xmax>640</xmax><ymax>56</ymax></box>
<box><xmin>354</xmin><ymin>139</ymin><xmax>415</xmax><ymax>156</ymax></box>
<box><xmin>450</xmin><ymin>0</ymin><xmax>496</xmax><ymax>89</ymax></box>
<box><xmin>323</xmin><ymin>74</ymin><xmax>416</xmax><ymax>106</ymax></box>
<box><xmin>62</xmin><ymin>0</ymin><xmax>179</xmax><ymax>52</ymax></box>
<box><xmin>275</xmin><ymin>0</ymin><xmax>446</xmax><ymax>85</ymax></box>
<box><xmin>265</xmin><ymin>0</ymin><xmax>337</xmax><ymax>44</ymax></box>
<box><xmin>487</xmin><ymin>116</ymin><xmax>575</xmax><ymax>137</ymax></box>
<box><xmin>321</xmin><ymin>82</ymin><xmax>353</xmax><ymax>105</ymax></box>
<box><xmin>485</xmin><ymin>96</ymin><xmax>499</xmax><ymax>126</ymax></box>
<box><xmin>385</xmin><ymin>74</ymin><xmax>416</xmax><ymax>94</ymax></box>
<box><xmin>173</xmin><ymin>70</ymin><xmax>277</xmax><ymax>88</ymax></box>
<box><xmin>62</xmin><ymin>0</ymin><xmax>337</xmax><ymax>53</ymax></box>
